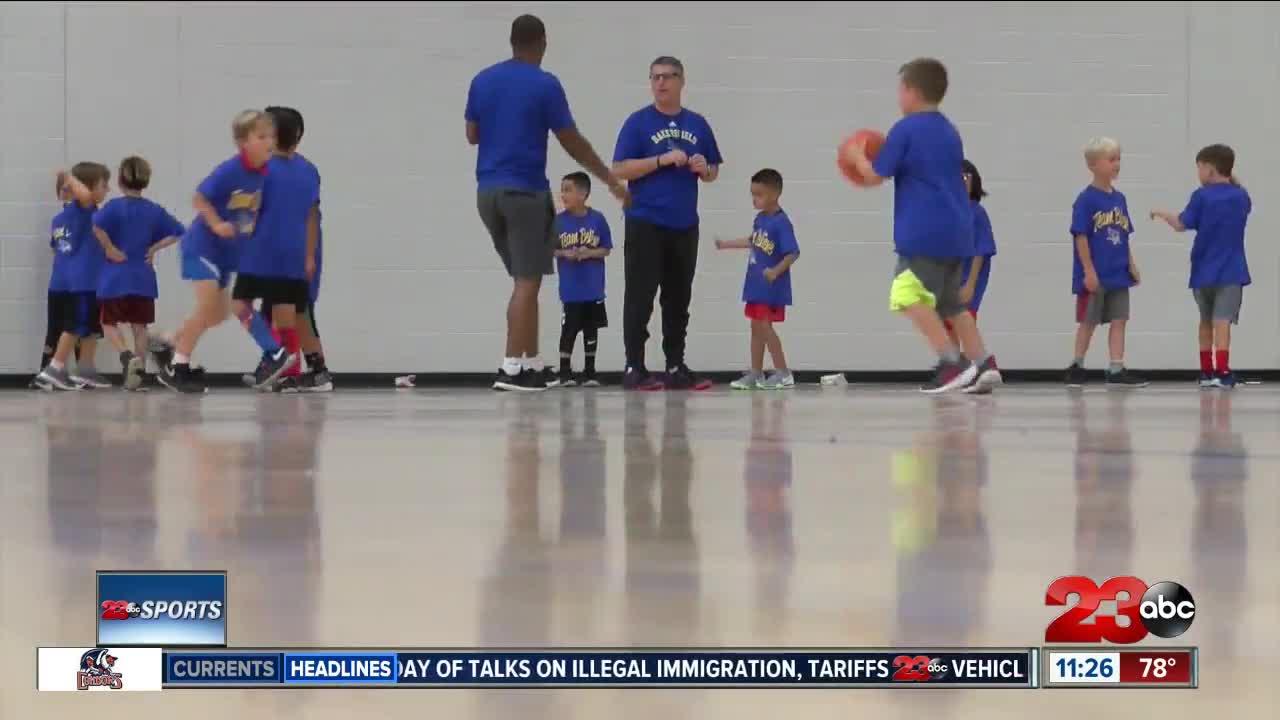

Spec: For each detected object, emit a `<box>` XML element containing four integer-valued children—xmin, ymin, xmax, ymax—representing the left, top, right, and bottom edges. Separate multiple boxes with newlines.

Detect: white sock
<box><xmin>175</xmin><ymin>352</ymin><xmax>190</xmax><ymax>365</ymax></box>
<box><xmin>523</xmin><ymin>355</ymin><xmax>545</xmax><ymax>372</ymax></box>
<box><xmin>50</xmin><ymin>358</ymin><xmax>65</xmax><ymax>371</ymax></box>
<box><xmin>502</xmin><ymin>357</ymin><xmax>522</xmax><ymax>375</ymax></box>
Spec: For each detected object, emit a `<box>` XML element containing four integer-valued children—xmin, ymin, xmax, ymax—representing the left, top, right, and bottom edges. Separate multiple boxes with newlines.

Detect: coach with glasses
<box><xmin>612</xmin><ymin>56</ymin><xmax>722</xmax><ymax>391</ymax></box>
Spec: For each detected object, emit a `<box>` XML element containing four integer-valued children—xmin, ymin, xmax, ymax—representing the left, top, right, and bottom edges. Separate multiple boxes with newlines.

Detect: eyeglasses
<box><xmin>649</xmin><ymin>72</ymin><xmax>681</xmax><ymax>82</ymax></box>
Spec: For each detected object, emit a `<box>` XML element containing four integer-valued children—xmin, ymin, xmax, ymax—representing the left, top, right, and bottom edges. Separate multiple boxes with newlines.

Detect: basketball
<box><xmin>838</xmin><ymin>129</ymin><xmax>885</xmax><ymax>186</ymax></box>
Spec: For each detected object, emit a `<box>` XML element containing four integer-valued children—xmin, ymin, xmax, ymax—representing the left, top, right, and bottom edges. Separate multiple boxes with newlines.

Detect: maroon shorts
<box><xmin>744</xmin><ymin>303</ymin><xmax>785</xmax><ymax>322</ymax></box>
<box><xmin>99</xmin><ymin>296</ymin><xmax>155</xmax><ymax>325</ymax></box>
<box><xmin>943</xmin><ymin>307</ymin><xmax>977</xmax><ymax>331</ymax></box>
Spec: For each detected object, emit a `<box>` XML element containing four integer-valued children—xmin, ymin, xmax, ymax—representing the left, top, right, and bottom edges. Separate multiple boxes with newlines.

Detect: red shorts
<box><xmin>99</xmin><ymin>296</ymin><xmax>155</xmax><ymax>325</ymax></box>
<box><xmin>943</xmin><ymin>307</ymin><xmax>977</xmax><ymax>331</ymax></box>
<box><xmin>744</xmin><ymin>303</ymin><xmax>785</xmax><ymax>322</ymax></box>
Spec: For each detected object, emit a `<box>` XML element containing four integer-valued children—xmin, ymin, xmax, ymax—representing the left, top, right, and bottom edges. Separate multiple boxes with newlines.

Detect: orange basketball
<box><xmin>838</xmin><ymin>129</ymin><xmax>885</xmax><ymax>186</ymax></box>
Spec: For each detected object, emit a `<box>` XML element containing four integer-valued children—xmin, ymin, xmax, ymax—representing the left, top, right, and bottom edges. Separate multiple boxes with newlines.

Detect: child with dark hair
<box><xmin>1151</xmin><ymin>143</ymin><xmax>1250</xmax><ymax>388</ymax></box>
<box><xmin>946</xmin><ymin>159</ymin><xmax>1000</xmax><ymax>383</ymax></box>
<box><xmin>553</xmin><ymin>171</ymin><xmax>613</xmax><ymax>387</ymax></box>
<box><xmin>92</xmin><ymin>156</ymin><xmax>185</xmax><ymax>390</ymax></box>
<box><xmin>36</xmin><ymin>162</ymin><xmax>111</xmax><ymax>391</ymax></box>
<box><xmin>717</xmin><ymin>168</ymin><xmax>799</xmax><ymax>390</ymax></box>
<box><xmin>34</xmin><ymin>172</ymin><xmax>80</xmax><ymax>388</ymax></box>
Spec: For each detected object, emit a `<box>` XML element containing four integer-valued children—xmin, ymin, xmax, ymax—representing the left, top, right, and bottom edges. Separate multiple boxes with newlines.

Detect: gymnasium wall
<box><xmin>1</xmin><ymin>2</ymin><xmax>1277</xmax><ymax>374</ymax></box>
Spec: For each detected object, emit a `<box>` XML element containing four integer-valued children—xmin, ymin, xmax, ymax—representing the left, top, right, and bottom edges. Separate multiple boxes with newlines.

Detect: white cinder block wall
<box><xmin>1</xmin><ymin>2</ymin><xmax>1277</xmax><ymax>373</ymax></box>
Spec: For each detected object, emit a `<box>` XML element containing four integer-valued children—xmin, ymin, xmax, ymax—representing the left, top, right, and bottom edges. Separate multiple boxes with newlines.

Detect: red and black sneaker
<box><xmin>665</xmin><ymin>364</ymin><xmax>713</xmax><ymax>391</ymax></box>
<box><xmin>623</xmin><ymin>367</ymin><xmax>664</xmax><ymax>391</ymax></box>
<box><xmin>920</xmin><ymin>359</ymin><xmax>978</xmax><ymax>395</ymax></box>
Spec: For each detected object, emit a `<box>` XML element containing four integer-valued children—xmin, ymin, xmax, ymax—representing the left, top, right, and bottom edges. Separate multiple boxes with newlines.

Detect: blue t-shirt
<box><xmin>240</xmin><ymin>154</ymin><xmax>320</xmax><ymax>280</ymax></box>
<box><xmin>297</xmin><ymin>153</ymin><xmax>323</xmax><ymax>302</ymax></box>
<box><xmin>48</xmin><ymin>202</ymin><xmax>85</xmax><ymax>292</ymax></box>
<box><xmin>742</xmin><ymin>209</ymin><xmax>800</xmax><ymax>307</ymax></box>
<box><xmin>1070</xmin><ymin>185</ymin><xmax>1135</xmax><ymax>294</ymax></box>
<box><xmin>555</xmin><ymin>208</ymin><xmax>612</xmax><ymax>303</ymax></box>
<box><xmin>58</xmin><ymin>201</ymin><xmax>101</xmax><ymax>293</ymax></box>
<box><xmin>961</xmin><ymin>201</ymin><xmax>997</xmax><ymax>311</ymax></box>
<box><xmin>93</xmin><ymin>197</ymin><xmax>185</xmax><ymax>299</ymax></box>
<box><xmin>871</xmin><ymin>111</ymin><xmax>973</xmax><ymax>258</ymax></box>
<box><xmin>1179</xmin><ymin>183</ymin><xmax>1251</xmax><ymax>289</ymax></box>
<box><xmin>181</xmin><ymin>154</ymin><xmax>267</xmax><ymax>269</ymax></box>
<box><xmin>613</xmin><ymin>105</ymin><xmax>722</xmax><ymax>230</ymax></box>
<box><xmin>465</xmin><ymin>58</ymin><xmax>575</xmax><ymax>193</ymax></box>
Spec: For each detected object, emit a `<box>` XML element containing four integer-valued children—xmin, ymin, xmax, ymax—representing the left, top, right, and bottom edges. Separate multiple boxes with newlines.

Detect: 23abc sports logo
<box><xmin>1045</xmin><ymin>576</ymin><xmax>1196</xmax><ymax>643</ymax></box>
<box><xmin>100</xmin><ymin>599</ymin><xmax>223</xmax><ymax>621</ymax></box>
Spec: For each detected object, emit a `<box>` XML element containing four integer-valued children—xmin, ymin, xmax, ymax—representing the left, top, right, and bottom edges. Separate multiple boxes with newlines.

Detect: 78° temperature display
<box><xmin>1042</xmin><ymin>648</ymin><xmax>1197</xmax><ymax>689</ymax></box>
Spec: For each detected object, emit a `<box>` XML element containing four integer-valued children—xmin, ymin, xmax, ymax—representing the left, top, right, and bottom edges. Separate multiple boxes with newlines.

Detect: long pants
<box><xmin>623</xmin><ymin>217</ymin><xmax>699</xmax><ymax>371</ymax></box>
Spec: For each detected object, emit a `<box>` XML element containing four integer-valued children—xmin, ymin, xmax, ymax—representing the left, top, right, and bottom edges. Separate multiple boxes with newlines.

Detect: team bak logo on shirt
<box><xmin>52</xmin><ymin>225</ymin><xmax>72</xmax><ymax>253</ymax></box>
<box><xmin>751</xmin><ymin>228</ymin><xmax>776</xmax><ymax>256</ymax></box>
<box><xmin>560</xmin><ymin>227</ymin><xmax>602</xmax><ymax>249</ymax></box>
<box><xmin>227</xmin><ymin>189</ymin><xmax>262</xmax><ymax>235</ymax></box>
<box><xmin>77</xmin><ymin>648</ymin><xmax>124</xmax><ymax>690</ymax></box>
<box><xmin>1092</xmin><ymin>207</ymin><xmax>1131</xmax><ymax>235</ymax></box>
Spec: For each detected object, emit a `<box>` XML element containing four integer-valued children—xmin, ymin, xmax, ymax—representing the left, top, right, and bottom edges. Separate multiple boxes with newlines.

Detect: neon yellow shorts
<box><xmin>888</xmin><ymin>256</ymin><xmax>964</xmax><ymax>316</ymax></box>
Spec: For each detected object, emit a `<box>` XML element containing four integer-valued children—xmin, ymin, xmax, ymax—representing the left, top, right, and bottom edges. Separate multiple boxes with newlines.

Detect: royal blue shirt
<box><xmin>57</xmin><ymin>201</ymin><xmax>101</xmax><ymax>293</ymax></box>
<box><xmin>298</xmin><ymin>153</ymin><xmax>323</xmax><ymax>302</ymax></box>
<box><xmin>961</xmin><ymin>201</ymin><xmax>997</xmax><ymax>311</ymax></box>
<box><xmin>240</xmin><ymin>154</ymin><xmax>320</xmax><ymax>280</ymax></box>
<box><xmin>181</xmin><ymin>154</ymin><xmax>267</xmax><ymax>269</ymax></box>
<box><xmin>466</xmin><ymin>58</ymin><xmax>575</xmax><ymax>193</ymax></box>
<box><xmin>742</xmin><ymin>209</ymin><xmax>800</xmax><ymax>307</ymax></box>
<box><xmin>1071</xmin><ymin>185</ymin><xmax>1135</xmax><ymax>294</ymax></box>
<box><xmin>613</xmin><ymin>105</ymin><xmax>722</xmax><ymax>230</ymax></box>
<box><xmin>872</xmin><ymin>111</ymin><xmax>973</xmax><ymax>258</ymax></box>
<box><xmin>555</xmin><ymin>208</ymin><xmax>612</xmax><ymax>303</ymax></box>
<box><xmin>93</xmin><ymin>197</ymin><xmax>184</xmax><ymax>299</ymax></box>
<box><xmin>1179</xmin><ymin>183</ymin><xmax>1251</xmax><ymax>289</ymax></box>
<box><xmin>48</xmin><ymin>202</ymin><xmax>86</xmax><ymax>292</ymax></box>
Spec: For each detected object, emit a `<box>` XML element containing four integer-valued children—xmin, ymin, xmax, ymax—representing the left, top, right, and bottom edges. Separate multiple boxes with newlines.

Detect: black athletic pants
<box><xmin>623</xmin><ymin>217</ymin><xmax>698</xmax><ymax>371</ymax></box>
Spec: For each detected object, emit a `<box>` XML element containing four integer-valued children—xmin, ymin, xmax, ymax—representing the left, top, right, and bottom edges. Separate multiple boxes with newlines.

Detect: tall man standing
<box><xmin>467</xmin><ymin>14</ymin><xmax>627</xmax><ymax>392</ymax></box>
<box><xmin>612</xmin><ymin>56</ymin><xmax>722</xmax><ymax>391</ymax></box>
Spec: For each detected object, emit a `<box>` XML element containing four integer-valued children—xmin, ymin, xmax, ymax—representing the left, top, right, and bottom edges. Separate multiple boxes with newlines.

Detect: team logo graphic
<box><xmin>77</xmin><ymin>648</ymin><xmax>124</xmax><ymax>690</ymax></box>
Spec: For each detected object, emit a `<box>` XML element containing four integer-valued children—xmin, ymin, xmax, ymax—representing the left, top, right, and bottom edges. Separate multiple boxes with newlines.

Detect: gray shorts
<box><xmin>1193</xmin><ymin>285</ymin><xmax>1243</xmax><ymax>323</ymax></box>
<box><xmin>477</xmin><ymin>189</ymin><xmax>555</xmax><ymax>279</ymax></box>
<box><xmin>890</xmin><ymin>256</ymin><xmax>966</xmax><ymax>318</ymax></box>
<box><xmin>1075</xmin><ymin>288</ymin><xmax>1130</xmax><ymax>325</ymax></box>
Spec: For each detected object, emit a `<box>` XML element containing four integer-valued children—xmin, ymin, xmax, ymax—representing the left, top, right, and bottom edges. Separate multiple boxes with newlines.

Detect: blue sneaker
<box><xmin>1199</xmin><ymin>372</ymin><xmax>1219</xmax><ymax>389</ymax></box>
<box><xmin>1216</xmin><ymin>371</ymin><xmax>1237</xmax><ymax>389</ymax></box>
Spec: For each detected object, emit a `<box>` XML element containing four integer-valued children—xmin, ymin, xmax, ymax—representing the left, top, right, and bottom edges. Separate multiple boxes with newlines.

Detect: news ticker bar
<box><xmin>36</xmin><ymin>647</ymin><xmax>1199</xmax><ymax>690</ymax></box>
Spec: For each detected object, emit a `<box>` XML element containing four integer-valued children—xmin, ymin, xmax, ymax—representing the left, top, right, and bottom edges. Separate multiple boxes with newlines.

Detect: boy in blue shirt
<box><xmin>554</xmin><ymin>172</ymin><xmax>613</xmax><ymax>387</ymax></box>
<box><xmin>92</xmin><ymin>156</ymin><xmax>184</xmax><ymax>390</ymax></box>
<box><xmin>233</xmin><ymin>106</ymin><xmax>318</xmax><ymax>391</ymax></box>
<box><xmin>36</xmin><ymin>162</ymin><xmax>111</xmax><ymax>391</ymax></box>
<box><xmin>842</xmin><ymin>58</ymin><xmax>999</xmax><ymax>394</ymax></box>
<box><xmin>716</xmin><ymin>169</ymin><xmax>799</xmax><ymax>390</ymax></box>
<box><xmin>1151</xmin><ymin>144</ymin><xmax>1250</xmax><ymax>389</ymax></box>
<box><xmin>36</xmin><ymin>173</ymin><xmax>80</xmax><ymax>386</ymax></box>
<box><xmin>152</xmin><ymin>109</ymin><xmax>274</xmax><ymax>393</ymax></box>
<box><xmin>1065</xmin><ymin>137</ymin><xmax>1147</xmax><ymax>388</ymax></box>
<box><xmin>946</xmin><ymin>159</ymin><xmax>1000</xmax><ymax>384</ymax></box>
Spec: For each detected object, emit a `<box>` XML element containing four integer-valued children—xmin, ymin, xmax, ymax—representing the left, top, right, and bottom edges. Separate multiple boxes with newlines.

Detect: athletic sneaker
<box><xmin>666</xmin><ymin>364</ymin><xmax>712</xmax><ymax>391</ymax></box>
<box><xmin>759</xmin><ymin>370</ymin><xmax>796</xmax><ymax>390</ymax></box>
<box><xmin>581</xmin><ymin>369</ymin><xmax>601</xmax><ymax>387</ymax></box>
<box><xmin>120</xmin><ymin>351</ymin><xmax>145</xmax><ymax>391</ymax></box>
<box><xmin>1105</xmin><ymin>368</ymin><xmax>1149</xmax><ymax>388</ymax></box>
<box><xmin>623</xmin><ymin>367</ymin><xmax>664</xmax><ymax>391</ymax></box>
<box><xmin>1065</xmin><ymin>363</ymin><xmax>1087</xmax><ymax>388</ymax></box>
<box><xmin>543</xmin><ymin>367</ymin><xmax>561</xmax><ymax>389</ymax></box>
<box><xmin>493</xmin><ymin>368</ymin><xmax>520</xmax><ymax>391</ymax></box>
<box><xmin>160</xmin><ymin>363</ymin><xmax>207</xmax><ymax>394</ymax></box>
<box><xmin>273</xmin><ymin>376</ymin><xmax>302</xmax><ymax>394</ymax></box>
<box><xmin>73</xmin><ymin>370</ymin><xmax>111</xmax><ymax>389</ymax></box>
<box><xmin>963</xmin><ymin>357</ymin><xmax>1003</xmax><ymax>395</ymax></box>
<box><xmin>148</xmin><ymin>336</ymin><xmax>174</xmax><ymax>371</ymax></box>
<box><xmin>252</xmin><ymin>348</ymin><xmax>298</xmax><ymax>390</ymax></box>
<box><xmin>730</xmin><ymin>371</ymin><xmax>762</xmax><ymax>390</ymax></box>
<box><xmin>1216</xmin><ymin>371</ymin><xmax>1237</xmax><ymax>389</ymax></box>
<box><xmin>302</xmin><ymin>370</ymin><xmax>334</xmax><ymax>393</ymax></box>
<box><xmin>1198</xmin><ymin>372</ymin><xmax>1218</xmax><ymax>389</ymax></box>
<box><xmin>36</xmin><ymin>365</ymin><xmax>81</xmax><ymax>391</ymax></box>
<box><xmin>558</xmin><ymin>368</ymin><xmax>578</xmax><ymax>388</ymax></box>
<box><xmin>920</xmin><ymin>359</ymin><xmax>978</xmax><ymax>394</ymax></box>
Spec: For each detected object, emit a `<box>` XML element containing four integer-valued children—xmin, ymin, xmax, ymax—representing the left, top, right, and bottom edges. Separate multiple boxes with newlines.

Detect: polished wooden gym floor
<box><xmin>4</xmin><ymin>385</ymin><xmax>1276</xmax><ymax>716</ymax></box>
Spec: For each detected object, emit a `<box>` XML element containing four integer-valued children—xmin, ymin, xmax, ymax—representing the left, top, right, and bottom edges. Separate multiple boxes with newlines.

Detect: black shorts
<box><xmin>232</xmin><ymin>274</ymin><xmax>310</xmax><ymax>312</ymax></box>
<box><xmin>562</xmin><ymin>300</ymin><xmax>608</xmax><ymax>333</ymax></box>
<box><xmin>49</xmin><ymin>291</ymin><xmax>102</xmax><ymax>338</ymax></box>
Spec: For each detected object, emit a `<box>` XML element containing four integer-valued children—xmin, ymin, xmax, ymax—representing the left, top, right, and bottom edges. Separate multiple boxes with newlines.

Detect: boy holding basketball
<box><xmin>717</xmin><ymin>168</ymin><xmax>799</xmax><ymax>390</ymax></box>
<box><xmin>841</xmin><ymin>58</ymin><xmax>999</xmax><ymax>394</ymax></box>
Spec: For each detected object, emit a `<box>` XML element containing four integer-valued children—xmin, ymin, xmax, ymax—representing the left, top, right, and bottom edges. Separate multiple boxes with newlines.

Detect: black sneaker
<box><xmin>623</xmin><ymin>367</ymin><xmax>663</xmax><ymax>391</ymax></box>
<box><xmin>252</xmin><ymin>348</ymin><xmax>298</xmax><ymax>390</ymax></box>
<box><xmin>273</xmin><ymin>376</ymin><xmax>302</xmax><ymax>394</ymax></box>
<box><xmin>920</xmin><ymin>359</ymin><xmax>978</xmax><ymax>394</ymax></box>
<box><xmin>163</xmin><ymin>363</ymin><xmax>207</xmax><ymax>394</ymax></box>
<box><xmin>581</xmin><ymin>369</ymin><xmax>600</xmax><ymax>387</ymax></box>
<box><xmin>558</xmin><ymin>368</ymin><xmax>578</xmax><ymax>387</ymax></box>
<box><xmin>665</xmin><ymin>364</ymin><xmax>712</xmax><ymax>391</ymax></box>
<box><xmin>1065</xmin><ymin>363</ymin><xmax>1087</xmax><ymax>388</ymax></box>
<box><xmin>493</xmin><ymin>367</ymin><xmax>522</xmax><ymax>391</ymax></box>
<box><xmin>516</xmin><ymin>368</ymin><xmax>548</xmax><ymax>392</ymax></box>
<box><xmin>542</xmin><ymin>367</ymin><xmax>561</xmax><ymax>389</ymax></box>
<box><xmin>1106</xmin><ymin>368</ymin><xmax>1149</xmax><ymax>388</ymax></box>
<box><xmin>303</xmin><ymin>370</ymin><xmax>334</xmax><ymax>393</ymax></box>
<box><xmin>148</xmin><ymin>337</ymin><xmax>174</xmax><ymax>373</ymax></box>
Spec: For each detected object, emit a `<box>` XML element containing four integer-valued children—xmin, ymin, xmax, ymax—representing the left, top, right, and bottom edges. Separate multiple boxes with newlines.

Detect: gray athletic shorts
<box><xmin>890</xmin><ymin>255</ymin><xmax>966</xmax><ymax>318</ymax></box>
<box><xmin>1193</xmin><ymin>285</ymin><xmax>1243</xmax><ymax>324</ymax></box>
<box><xmin>477</xmin><ymin>189</ymin><xmax>555</xmax><ymax>279</ymax></box>
<box><xmin>1075</xmin><ymin>288</ymin><xmax>1130</xmax><ymax>325</ymax></box>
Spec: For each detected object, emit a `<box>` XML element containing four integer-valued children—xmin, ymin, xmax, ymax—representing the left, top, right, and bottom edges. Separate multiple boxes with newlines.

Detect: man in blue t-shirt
<box><xmin>466</xmin><ymin>14</ymin><xmax>627</xmax><ymax>393</ymax></box>
<box><xmin>612</xmin><ymin>55</ymin><xmax>722</xmax><ymax>391</ymax></box>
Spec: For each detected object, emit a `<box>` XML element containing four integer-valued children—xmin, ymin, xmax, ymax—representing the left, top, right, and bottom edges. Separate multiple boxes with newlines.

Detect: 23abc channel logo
<box><xmin>100</xmin><ymin>599</ymin><xmax>223</xmax><ymax>621</ymax></box>
<box><xmin>1045</xmin><ymin>576</ymin><xmax>1196</xmax><ymax>643</ymax></box>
